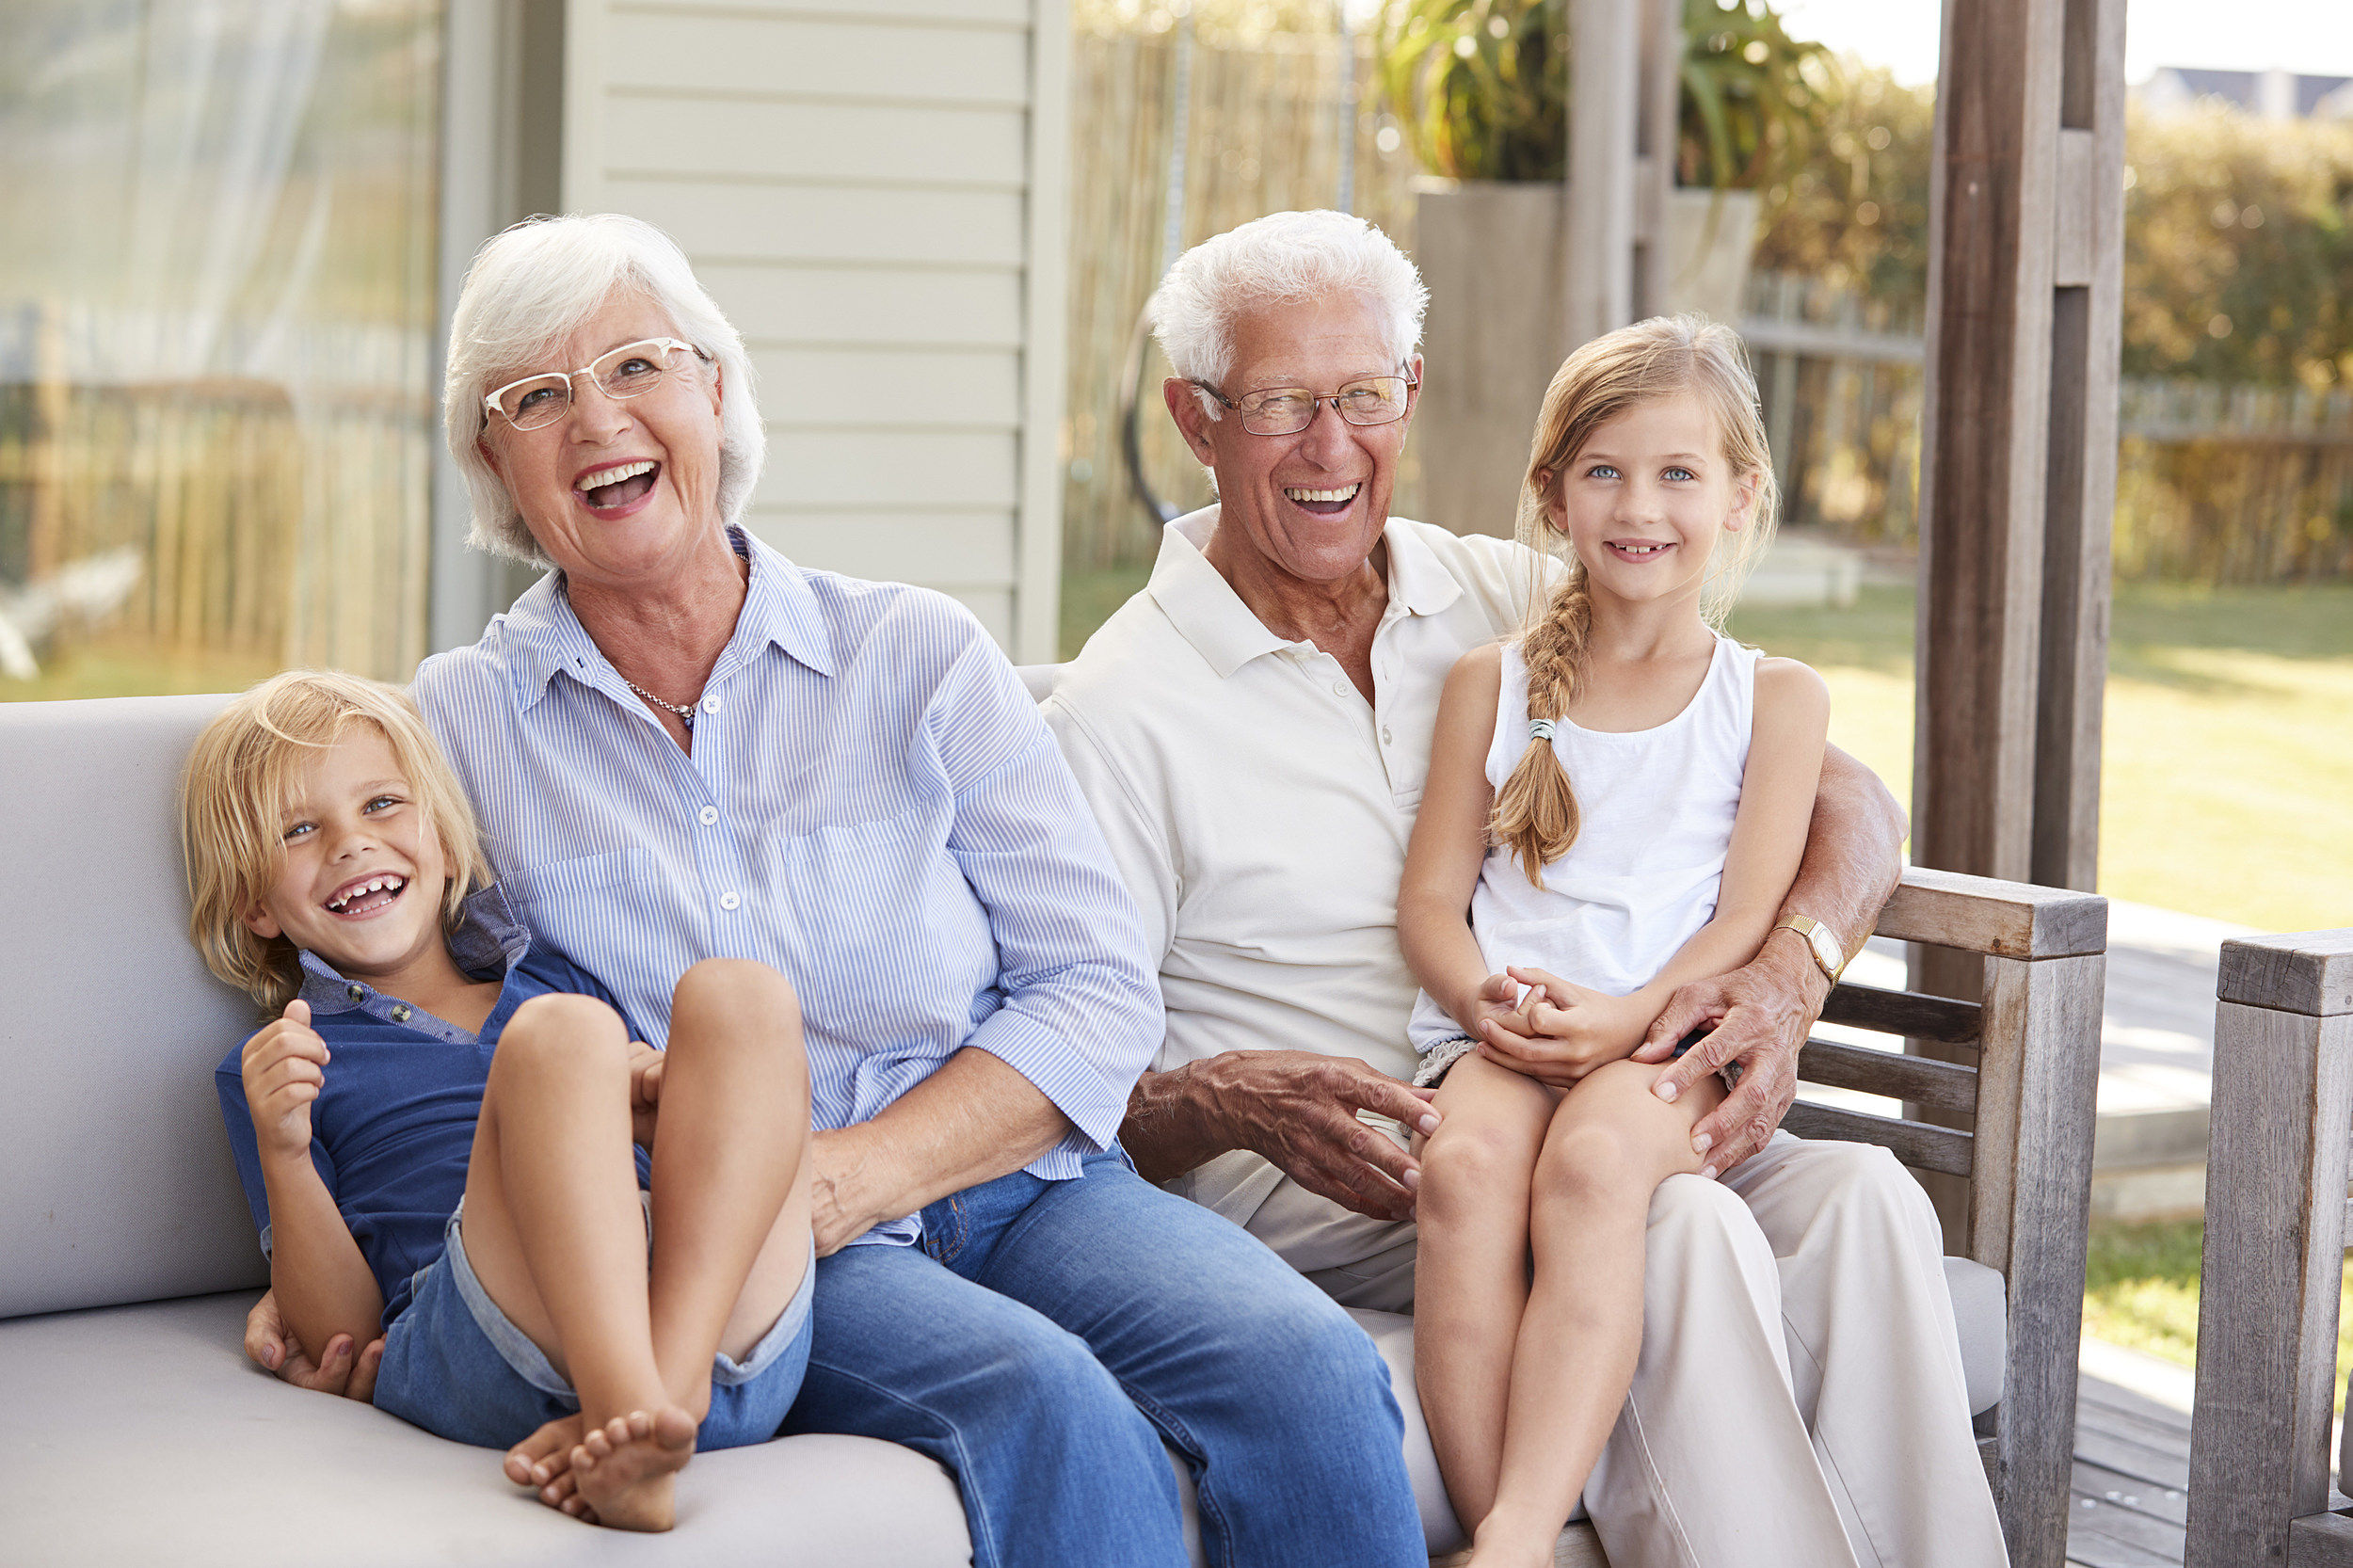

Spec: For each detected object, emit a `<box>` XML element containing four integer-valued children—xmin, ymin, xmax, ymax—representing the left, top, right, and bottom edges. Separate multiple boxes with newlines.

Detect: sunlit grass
<box><xmin>2081</xmin><ymin>1216</ymin><xmax>2353</xmax><ymax>1413</ymax></box>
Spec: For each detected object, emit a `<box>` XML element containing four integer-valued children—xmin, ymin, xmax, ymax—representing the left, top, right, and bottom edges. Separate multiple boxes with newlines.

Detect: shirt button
<box><xmin>391</xmin><ymin>1004</ymin><xmax>412</xmax><ymax>1023</ymax></box>
<box><xmin>698</xmin><ymin>805</ymin><xmax>720</xmax><ymax>825</ymax></box>
<box><xmin>346</xmin><ymin>984</ymin><xmax>365</xmax><ymax>1000</ymax></box>
<box><xmin>701</xmin><ymin>696</ymin><xmax>723</xmax><ymax>714</ymax></box>
<box><xmin>719</xmin><ymin>891</ymin><xmax>742</xmax><ymax>911</ymax></box>
<box><xmin>1331</xmin><ymin>680</ymin><xmax>1350</xmax><ymax>697</ymax></box>
<box><xmin>1382</xmin><ymin>725</ymin><xmax>1393</xmax><ymax>744</ymax></box>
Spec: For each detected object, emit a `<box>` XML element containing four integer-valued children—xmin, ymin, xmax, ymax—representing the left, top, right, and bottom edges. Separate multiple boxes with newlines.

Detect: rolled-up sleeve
<box><xmin>929</xmin><ymin>646</ymin><xmax>1164</xmax><ymax>1152</ymax></box>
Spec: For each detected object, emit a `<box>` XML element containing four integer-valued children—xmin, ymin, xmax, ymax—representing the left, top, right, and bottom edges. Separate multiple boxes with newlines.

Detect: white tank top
<box><xmin>1407</xmin><ymin>632</ymin><xmax>1759</xmax><ymax>1048</ymax></box>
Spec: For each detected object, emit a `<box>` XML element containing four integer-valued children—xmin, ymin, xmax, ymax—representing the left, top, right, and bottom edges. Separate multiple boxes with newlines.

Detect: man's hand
<box><xmin>1636</xmin><ymin>935</ymin><xmax>1829</xmax><ymax>1177</ymax></box>
<box><xmin>243</xmin><ymin>1288</ymin><xmax>382</xmax><ymax>1402</ymax></box>
<box><xmin>241</xmin><ymin>1000</ymin><xmax>328</xmax><ymax>1160</ymax></box>
<box><xmin>1130</xmin><ymin>1051</ymin><xmax>1441</xmax><ymax>1224</ymax></box>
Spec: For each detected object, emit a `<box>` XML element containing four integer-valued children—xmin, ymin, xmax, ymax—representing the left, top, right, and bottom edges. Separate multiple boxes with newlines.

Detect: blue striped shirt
<box><xmin>410</xmin><ymin>530</ymin><xmax>1162</xmax><ymax>1246</ymax></box>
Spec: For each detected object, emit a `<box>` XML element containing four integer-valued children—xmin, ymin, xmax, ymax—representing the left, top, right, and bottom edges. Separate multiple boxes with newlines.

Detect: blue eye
<box><xmin>283</xmin><ymin>822</ymin><xmax>313</xmax><ymax>842</ymax></box>
<box><xmin>1586</xmin><ymin>463</ymin><xmax>1620</xmax><ymax>480</ymax></box>
<box><xmin>364</xmin><ymin>795</ymin><xmax>400</xmax><ymax>814</ymax></box>
<box><xmin>1664</xmin><ymin>466</ymin><xmax>1696</xmax><ymax>482</ymax></box>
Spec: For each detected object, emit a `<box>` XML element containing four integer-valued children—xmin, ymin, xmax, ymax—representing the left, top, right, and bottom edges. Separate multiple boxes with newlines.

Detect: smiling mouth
<box><xmin>576</xmin><ymin>460</ymin><xmax>660</xmax><ymax>510</ymax></box>
<box><xmin>1283</xmin><ymin>482</ymin><xmax>1362</xmax><ymax>517</ymax></box>
<box><xmin>1609</xmin><ymin>540</ymin><xmax>1674</xmax><ymax>558</ymax></box>
<box><xmin>325</xmin><ymin>874</ymin><xmax>408</xmax><ymax>917</ymax></box>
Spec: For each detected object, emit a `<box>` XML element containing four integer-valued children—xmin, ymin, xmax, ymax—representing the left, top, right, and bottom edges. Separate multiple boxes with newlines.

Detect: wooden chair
<box><xmin>1472</xmin><ymin>865</ymin><xmax>2106</xmax><ymax>1568</ymax></box>
<box><xmin>2184</xmin><ymin>929</ymin><xmax>2353</xmax><ymax>1568</ymax></box>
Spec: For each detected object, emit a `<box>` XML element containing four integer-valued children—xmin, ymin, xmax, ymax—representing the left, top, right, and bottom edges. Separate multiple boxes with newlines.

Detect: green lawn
<box><xmin>1727</xmin><ymin>582</ymin><xmax>2353</xmax><ymax>934</ymax></box>
<box><xmin>2083</xmin><ymin>1215</ymin><xmax>2353</xmax><ymax>1413</ymax></box>
<box><xmin>0</xmin><ymin>637</ymin><xmax>283</xmax><ymax>704</ymax></box>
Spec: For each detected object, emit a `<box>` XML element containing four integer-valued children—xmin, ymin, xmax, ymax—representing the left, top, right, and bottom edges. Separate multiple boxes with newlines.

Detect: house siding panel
<box><xmin>572</xmin><ymin>0</ymin><xmax>1064</xmax><ymax>658</ymax></box>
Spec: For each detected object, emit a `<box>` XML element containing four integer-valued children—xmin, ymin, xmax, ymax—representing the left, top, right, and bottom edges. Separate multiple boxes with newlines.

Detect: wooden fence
<box><xmin>1745</xmin><ymin>270</ymin><xmax>2353</xmax><ymax>582</ymax></box>
<box><xmin>1062</xmin><ymin>16</ymin><xmax>1422</xmax><ymax>571</ymax></box>
<box><xmin>0</xmin><ymin>308</ymin><xmax>434</xmax><ymax>682</ymax></box>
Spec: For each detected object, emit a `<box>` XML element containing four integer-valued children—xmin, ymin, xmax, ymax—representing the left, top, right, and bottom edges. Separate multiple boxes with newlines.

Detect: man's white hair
<box><xmin>1149</xmin><ymin>210</ymin><xmax>1428</xmax><ymax>418</ymax></box>
<box><xmin>443</xmin><ymin>214</ymin><xmax>764</xmax><ymax>566</ymax></box>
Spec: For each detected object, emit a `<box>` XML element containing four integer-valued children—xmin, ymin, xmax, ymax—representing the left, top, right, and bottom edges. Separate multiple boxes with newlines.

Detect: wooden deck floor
<box><xmin>2069</xmin><ymin>1371</ymin><xmax>2192</xmax><ymax>1567</ymax></box>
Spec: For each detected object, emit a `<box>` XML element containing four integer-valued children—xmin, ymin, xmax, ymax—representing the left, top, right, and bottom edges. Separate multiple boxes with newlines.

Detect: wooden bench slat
<box><xmin>1873</xmin><ymin>865</ymin><xmax>2108</xmax><ymax>958</ymax></box>
<box><xmin>1821</xmin><ymin>981</ymin><xmax>1983</xmax><ymax>1042</ymax></box>
<box><xmin>1781</xmin><ymin>1101</ymin><xmax>1976</xmax><ymax>1176</ymax></box>
<box><xmin>1798</xmin><ymin>1037</ymin><xmax>1980</xmax><ymax>1114</ymax></box>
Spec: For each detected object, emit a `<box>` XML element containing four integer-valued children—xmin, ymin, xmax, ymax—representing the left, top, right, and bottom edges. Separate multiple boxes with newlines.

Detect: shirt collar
<box><xmin>498</xmin><ymin>526</ymin><xmax>836</xmax><ymax>713</ymax></box>
<box><xmin>1144</xmin><ymin>504</ymin><xmax>1464</xmax><ymax>679</ymax></box>
<box><xmin>294</xmin><ymin>884</ymin><xmax>532</xmax><ymax>1016</ymax></box>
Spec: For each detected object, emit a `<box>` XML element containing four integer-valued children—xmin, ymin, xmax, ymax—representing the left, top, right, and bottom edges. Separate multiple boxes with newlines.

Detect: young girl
<box><xmin>184</xmin><ymin>671</ymin><xmax>816</xmax><ymax>1532</ymax></box>
<box><xmin>1398</xmin><ymin>316</ymin><xmax>1829</xmax><ymax>1566</ymax></box>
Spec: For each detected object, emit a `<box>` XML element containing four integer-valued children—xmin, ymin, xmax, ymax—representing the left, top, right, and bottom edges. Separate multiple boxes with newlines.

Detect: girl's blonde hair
<box><xmin>181</xmin><ymin>671</ymin><xmax>493</xmax><ymax>1014</ymax></box>
<box><xmin>1491</xmin><ymin>313</ymin><xmax>1780</xmax><ymax>884</ymax></box>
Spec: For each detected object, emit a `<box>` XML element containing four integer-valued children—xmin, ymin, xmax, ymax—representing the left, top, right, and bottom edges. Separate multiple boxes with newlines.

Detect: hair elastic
<box><xmin>1528</xmin><ymin>718</ymin><xmax>1559</xmax><ymax>743</ymax></box>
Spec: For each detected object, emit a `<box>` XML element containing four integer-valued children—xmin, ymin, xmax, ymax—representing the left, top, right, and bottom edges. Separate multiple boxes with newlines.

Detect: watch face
<box><xmin>1809</xmin><ymin>924</ymin><xmax>1843</xmax><ymax>978</ymax></box>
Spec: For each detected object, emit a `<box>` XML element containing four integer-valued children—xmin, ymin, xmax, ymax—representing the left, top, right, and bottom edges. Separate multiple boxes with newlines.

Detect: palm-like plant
<box><xmin>1376</xmin><ymin>0</ymin><xmax>1836</xmax><ymax>189</ymax></box>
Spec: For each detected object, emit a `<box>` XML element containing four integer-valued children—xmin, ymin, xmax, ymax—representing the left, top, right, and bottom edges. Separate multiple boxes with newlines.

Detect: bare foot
<box><xmin>504</xmin><ymin>1413</ymin><xmax>583</xmax><ymax>1496</ymax></box>
<box><xmin>568</xmin><ymin>1407</ymin><xmax>696</xmax><ymax>1531</ymax></box>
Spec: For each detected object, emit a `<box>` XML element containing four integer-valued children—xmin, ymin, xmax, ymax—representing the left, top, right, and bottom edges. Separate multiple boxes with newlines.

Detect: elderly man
<box><xmin>1043</xmin><ymin>210</ymin><xmax>2005</xmax><ymax>1568</ymax></box>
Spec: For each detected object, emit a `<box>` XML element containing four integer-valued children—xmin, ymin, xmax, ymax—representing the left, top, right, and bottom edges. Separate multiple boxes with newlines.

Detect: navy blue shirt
<box><xmin>216</xmin><ymin>888</ymin><xmax>645</xmax><ymax>1330</ymax></box>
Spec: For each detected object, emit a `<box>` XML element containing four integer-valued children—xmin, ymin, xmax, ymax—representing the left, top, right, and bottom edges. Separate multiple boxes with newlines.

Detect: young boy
<box><xmin>183</xmin><ymin>671</ymin><xmax>814</xmax><ymax>1531</ymax></box>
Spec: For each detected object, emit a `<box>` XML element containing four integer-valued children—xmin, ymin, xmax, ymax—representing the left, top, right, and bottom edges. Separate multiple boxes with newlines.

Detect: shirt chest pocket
<box><xmin>501</xmin><ymin>848</ymin><xmax>661</xmax><ymax>961</ymax></box>
<box><xmin>766</xmin><ymin>809</ymin><xmax>995</xmax><ymax>1041</ymax></box>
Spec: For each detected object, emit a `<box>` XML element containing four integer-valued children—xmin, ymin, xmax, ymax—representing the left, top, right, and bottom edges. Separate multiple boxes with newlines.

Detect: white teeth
<box><xmin>577</xmin><ymin>459</ymin><xmax>655</xmax><ymax>492</ymax></box>
<box><xmin>327</xmin><ymin>874</ymin><xmax>405</xmax><ymax>912</ymax></box>
<box><xmin>1283</xmin><ymin>484</ymin><xmax>1363</xmax><ymax>504</ymax></box>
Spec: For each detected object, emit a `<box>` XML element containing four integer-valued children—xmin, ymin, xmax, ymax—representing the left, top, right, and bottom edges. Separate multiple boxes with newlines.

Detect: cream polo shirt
<box><xmin>1043</xmin><ymin>505</ymin><xmax>1544</xmax><ymax>1217</ymax></box>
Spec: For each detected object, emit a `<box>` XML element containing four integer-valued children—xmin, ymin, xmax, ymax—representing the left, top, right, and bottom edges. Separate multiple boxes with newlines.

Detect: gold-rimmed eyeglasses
<box><xmin>483</xmin><ymin>337</ymin><xmax>712</xmax><ymax>432</ymax></box>
<box><xmin>1189</xmin><ymin>371</ymin><xmax>1417</xmax><ymax>436</ymax></box>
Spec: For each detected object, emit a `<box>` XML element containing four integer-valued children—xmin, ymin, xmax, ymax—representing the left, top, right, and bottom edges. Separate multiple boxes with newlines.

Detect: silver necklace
<box><xmin>623</xmin><ymin>677</ymin><xmax>696</xmax><ymax>729</ymax></box>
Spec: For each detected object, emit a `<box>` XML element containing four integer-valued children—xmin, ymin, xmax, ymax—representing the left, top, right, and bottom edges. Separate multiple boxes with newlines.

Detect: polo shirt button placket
<box><xmin>391</xmin><ymin>1004</ymin><xmax>412</xmax><ymax>1024</ymax></box>
<box><xmin>346</xmin><ymin>984</ymin><xmax>365</xmax><ymax>1001</ymax></box>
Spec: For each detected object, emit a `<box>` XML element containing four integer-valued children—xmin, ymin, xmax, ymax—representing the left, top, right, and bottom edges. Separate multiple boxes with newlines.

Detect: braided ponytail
<box><xmin>1491</xmin><ymin>569</ymin><xmax>1593</xmax><ymax>884</ymax></box>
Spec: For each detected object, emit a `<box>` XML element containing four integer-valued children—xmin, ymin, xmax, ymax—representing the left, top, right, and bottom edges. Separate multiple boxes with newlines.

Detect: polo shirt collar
<box><xmin>499</xmin><ymin>526</ymin><xmax>836</xmax><ymax>714</ymax></box>
<box><xmin>295</xmin><ymin>884</ymin><xmax>532</xmax><ymax>1016</ymax></box>
<box><xmin>1145</xmin><ymin>504</ymin><xmax>1465</xmax><ymax>679</ymax></box>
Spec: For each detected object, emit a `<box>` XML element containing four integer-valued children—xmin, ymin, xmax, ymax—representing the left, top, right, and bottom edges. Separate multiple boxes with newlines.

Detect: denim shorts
<box><xmin>373</xmin><ymin>1197</ymin><xmax>814</xmax><ymax>1452</ymax></box>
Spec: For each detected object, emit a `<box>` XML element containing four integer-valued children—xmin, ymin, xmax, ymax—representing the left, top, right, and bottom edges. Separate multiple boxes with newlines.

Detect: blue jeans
<box><xmin>780</xmin><ymin>1147</ymin><xmax>1424</xmax><ymax>1568</ymax></box>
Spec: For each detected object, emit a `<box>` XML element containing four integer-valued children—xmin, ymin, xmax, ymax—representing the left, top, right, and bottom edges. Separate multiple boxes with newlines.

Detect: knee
<box><xmin>1531</xmin><ymin>1115</ymin><xmax>1651</xmax><ymax>1208</ymax></box>
<box><xmin>1645</xmin><ymin>1170</ymin><xmax>1760</xmax><ymax>1256</ymax></box>
<box><xmin>1803</xmin><ymin>1140</ymin><xmax>1939</xmax><ymax>1243</ymax></box>
<box><xmin>1417</xmin><ymin>1116</ymin><xmax>1538</xmax><ymax>1224</ymax></box>
<box><xmin>1232</xmin><ymin>1292</ymin><xmax>1398</xmax><ymax>1430</ymax></box>
<box><xmin>494</xmin><ymin>993</ymin><xmax>630</xmax><ymax>1075</ymax></box>
<box><xmin>673</xmin><ymin>958</ymin><xmax>801</xmax><ymax>1035</ymax></box>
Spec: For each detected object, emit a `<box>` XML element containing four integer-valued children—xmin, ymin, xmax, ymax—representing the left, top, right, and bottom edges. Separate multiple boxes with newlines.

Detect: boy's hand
<box><xmin>627</xmin><ymin>1042</ymin><xmax>664</xmax><ymax>1147</ymax></box>
<box><xmin>242</xmin><ymin>1000</ymin><xmax>328</xmax><ymax>1160</ymax></box>
<box><xmin>243</xmin><ymin>1289</ymin><xmax>382</xmax><ymax>1402</ymax></box>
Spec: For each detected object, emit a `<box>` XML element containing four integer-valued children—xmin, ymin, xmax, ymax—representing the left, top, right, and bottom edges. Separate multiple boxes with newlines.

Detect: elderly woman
<box><xmin>243</xmin><ymin>213</ymin><xmax>1427</xmax><ymax>1567</ymax></box>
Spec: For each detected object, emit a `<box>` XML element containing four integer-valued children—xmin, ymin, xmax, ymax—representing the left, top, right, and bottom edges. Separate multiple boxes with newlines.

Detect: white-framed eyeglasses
<box><xmin>1189</xmin><ymin>370</ymin><xmax>1417</xmax><ymax>436</ymax></box>
<box><xmin>483</xmin><ymin>337</ymin><xmax>712</xmax><ymax>432</ymax></box>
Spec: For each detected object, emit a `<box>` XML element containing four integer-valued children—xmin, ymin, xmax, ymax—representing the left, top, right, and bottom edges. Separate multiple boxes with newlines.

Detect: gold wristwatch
<box><xmin>1773</xmin><ymin>914</ymin><xmax>1849</xmax><ymax>984</ymax></box>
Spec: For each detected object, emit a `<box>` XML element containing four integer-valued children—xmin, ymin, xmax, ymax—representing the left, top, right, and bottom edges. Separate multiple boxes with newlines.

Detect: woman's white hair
<box><xmin>443</xmin><ymin>214</ymin><xmax>764</xmax><ymax>565</ymax></box>
<box><xmin>1149</xmin><ymin>210</ymin><xmax>1428</xmax><ymax>416</ymax></box>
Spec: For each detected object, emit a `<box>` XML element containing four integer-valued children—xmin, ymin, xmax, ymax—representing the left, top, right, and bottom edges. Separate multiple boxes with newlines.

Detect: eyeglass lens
<box><xmin>1238</xmin><ymin>376</ymin><xmax>1411</xmax><ymax>435</ymax></box>
<box><xmin>497</xmin><ymin>341</ymin><xmax>684</xmax><ymax>429</ymax></box>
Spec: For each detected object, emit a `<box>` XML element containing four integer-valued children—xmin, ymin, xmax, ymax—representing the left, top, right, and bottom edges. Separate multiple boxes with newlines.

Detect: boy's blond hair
<box><xmin>1492</xmin><ymin>314</ymin><xmax>1781</xmax><ymax>884</ymax></box>
<box><xmin>181</xmin><ymin>671</ymin><xmax>492</xmax><ymax>1014</ymax></box>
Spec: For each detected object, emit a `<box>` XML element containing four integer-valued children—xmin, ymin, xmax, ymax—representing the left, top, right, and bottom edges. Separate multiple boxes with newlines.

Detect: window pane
<box><xmin>0</xmin><ymin>0</ymin><xmax>443</xmax><ymax>698</ymax></box>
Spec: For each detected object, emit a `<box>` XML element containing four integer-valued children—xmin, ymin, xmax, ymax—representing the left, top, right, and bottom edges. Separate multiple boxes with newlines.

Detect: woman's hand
<box><xmin>243</xmin><ymin>1288</ymin><xmax>383</xmax><ymax>1402</ymax></box>
<box><xmin>1474</xmin><ymin>968</ymin><xmax>1650</xmax><ymax>1086</ymax></box>
<box><xmin>626</xmin><ymin>1042</ymin><xmax>664</xmax><ymax>1147</ymax></box>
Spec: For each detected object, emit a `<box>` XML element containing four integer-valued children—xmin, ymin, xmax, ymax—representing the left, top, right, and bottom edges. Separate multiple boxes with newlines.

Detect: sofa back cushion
<box><xmin>0</xmin><ymin>694</ymin><xmax>270</xmax><ymax>1320</ymax></box>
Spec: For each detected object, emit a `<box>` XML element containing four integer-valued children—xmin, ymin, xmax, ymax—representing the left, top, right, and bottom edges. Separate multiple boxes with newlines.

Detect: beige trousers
<box><xmin>1231</xmin><ymin>1133</ymin><xmax>2009</xmax><ymax>1568</ymax></box>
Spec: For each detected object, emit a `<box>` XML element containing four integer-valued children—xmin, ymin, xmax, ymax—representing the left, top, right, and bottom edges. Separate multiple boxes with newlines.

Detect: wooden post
<box><xmin>1913</xmin><ymin>0</ymin><xmax>2125</xmax><ymax>892</ymax></box>
<box><xmin>1566</xmin><ymin>0</ymin><xmax>1638</xmax><ymax>348</ymax></box>
<box><xmin>2186</xmin><ymin>930</ymin><xmax>2353</xmax><ymax>1568</ymax></box>
<box><xmin>1630</xmin><ymin>0</ymin><xmax>1679</xmax><ymax>322</ymax></box>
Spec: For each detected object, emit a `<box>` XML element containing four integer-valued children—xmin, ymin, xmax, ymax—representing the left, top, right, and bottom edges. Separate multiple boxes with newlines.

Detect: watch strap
<box><xmin>1773</xmin><ymin>914</ymin><xmax>1848</xmax><ymax>984</ymax></box>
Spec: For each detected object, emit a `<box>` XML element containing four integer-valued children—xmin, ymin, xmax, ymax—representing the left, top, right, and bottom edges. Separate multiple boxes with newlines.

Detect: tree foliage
<box><xmin>1374</xmin><ymin>0</ymin><xmax>1837</xmax><ymax>190</ymax></box>
<box><xmin>1746</xmin><ymin>64</ymin><xmax>1934</xmax><ymax>310</ymax></box>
